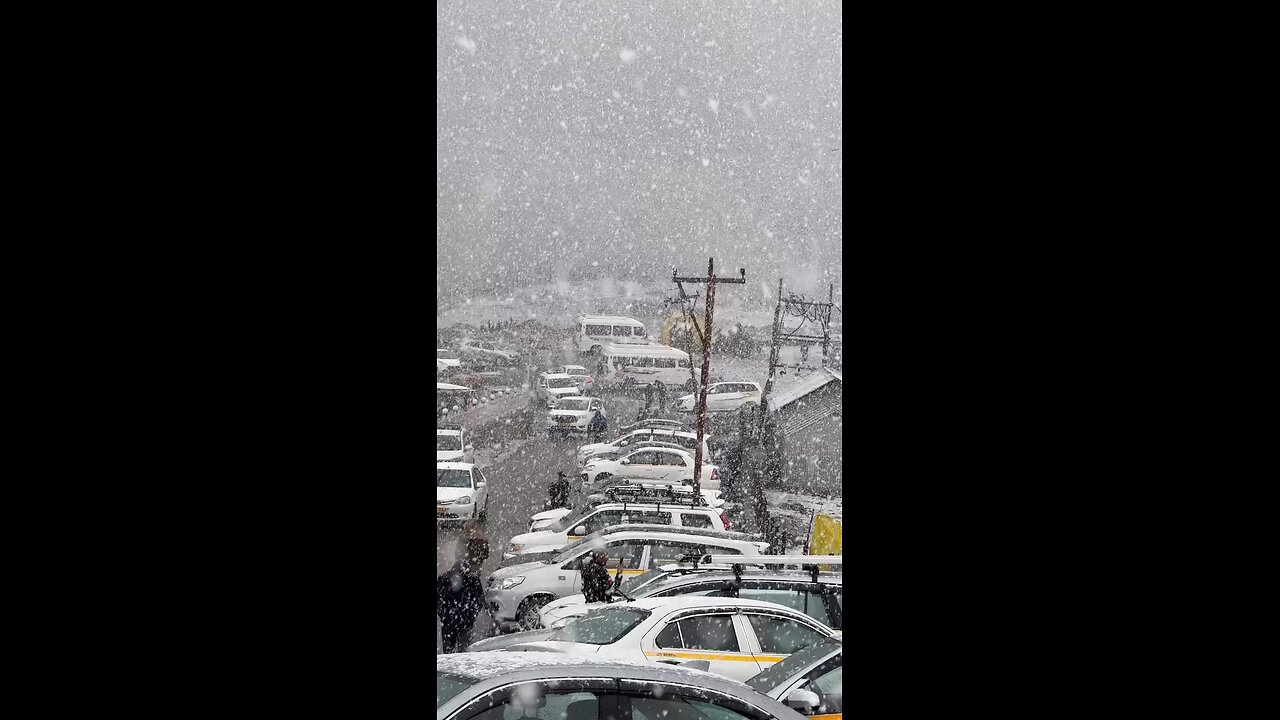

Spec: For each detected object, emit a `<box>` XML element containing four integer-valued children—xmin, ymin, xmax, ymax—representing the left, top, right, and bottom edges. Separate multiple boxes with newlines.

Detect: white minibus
<box><xmin>576</xmin><ymin>315</ymin><xmax>649</xmax><ymax>354</ymax></box>
<box><xmin>590</xmin><ymin>342</ymin><xmax>693</xmax><ymax>390</ymax></box>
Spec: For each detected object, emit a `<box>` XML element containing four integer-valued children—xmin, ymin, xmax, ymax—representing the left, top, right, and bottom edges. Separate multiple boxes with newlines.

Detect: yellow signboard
<box><xmin>810</xmin><ymin>514</ymin><xmax>842</xmax><ymax>570</ymax></box>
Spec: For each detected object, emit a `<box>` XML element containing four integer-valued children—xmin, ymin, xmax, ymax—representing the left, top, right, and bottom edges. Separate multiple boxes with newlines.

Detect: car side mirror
<box><xmin>573</xmin><ymin>525</ymin><xmax>587</xmax><ymax>536</ymax></box>
<box><xmin>785</xmin><ymin>689</ymin><xmax>820</xmax><ymax>711</ymax></box>
<box><xmin>464</xmin><ymin>444</ymin><xmax>474</xmax><ymax>451</ymax></box>
<box><xmin>476</xmin><ymin>481</ymin><xmax>485</xmax><ymax>488</ymax></box>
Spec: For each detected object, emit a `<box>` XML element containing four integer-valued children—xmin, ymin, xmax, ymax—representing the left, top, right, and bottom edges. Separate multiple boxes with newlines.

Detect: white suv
<box><xmin>577</xmin><ymin>428</ymin><xmax>711</xmax><ymax>465</ymax></box>
<box><xmin>675</xmin><ymin>382</ymin><xmax>762</xmax><ymax>413</ymax></box>
<box><xmin>436</xmin><ymin>426</ymin><xmax>474</xmax><ymax>464</ymax></box>
<box><xmin>459</xmin><ymin>339</ymin><xmax>518</xmax><ymax>362</ymax></box>
<box><xmin>537</xmin><ymin>373</ymin><xmax>584</xmax><ymax>408</ymax></box>
<box><xmin>581</xmin><ymin>447</ymin><xmax>720</xmax><ymax>489</ymax></box>
<box><xmin>506</xmin><ymin>502</ymin><xmax>729</xmax><ymax>557</ymax></box>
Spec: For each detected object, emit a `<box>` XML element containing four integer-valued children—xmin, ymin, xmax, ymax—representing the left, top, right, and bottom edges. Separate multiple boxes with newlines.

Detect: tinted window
<box><xmin>677</xmin><ymin>614</ymin><xmax>739</xmax><ymax>652</ymax></box>
<box><xmin>586</xmin><ymin>325</ymin><xmax>610</xmax><ymax>336</ymax></box>
<box><xmin>626</xmin><ymin>451</ymin><xmax>657</xmax><ymax>465</ymax></box>
<box><xmin>738</xmin><ymin>586</ymin><xmax>832</xmax><ymax>627</ymax></box>
<box><xmin>648</xmin><ymin>541</ymin><xmax>705</xmax><ymax>567</ymax></box>
<box><xmin>747</xmin><ymin>615</ymin><xmax>828</xmax><ymax>654</ymax></box>
<box><xmin>655</xmin><ymin>622</ymin><xmax>683</xmax><ymax>648</ymax></box>
<box><xmin>612</xmin><ymin>326</ymin><xmax>629</xmax><ymax>336</ymax></box>
<box><xmin>466</xmin><ymin>688</ymin><xmax>605</xmax><ymax>720</ymax></box>
<box><xmin>620</xmin><ymin>510</ymin><xmax>671</xmax><ymax>526</ymax></box>
<box><xmin>809</xmin><ymin>663</ymin><xmax>843</xmax><ymax>714</ymax></box>
<box><xmin>680</xmin><ymin>514</ymin><xmax>713</xmax><ymax>529</ymax></box>
<box><xmin>602</xmin><ymin>542</ymin><xmax>645</xmax><ymax>570</ymax></box>
<box><xmin>437</xmin><ymin>672</ymin><xmax>472</xmax><ymax>709</ymax></box>
<box><xmin>677</xmin><ymin>358</ymin><xmax>690</xmax><ymax>368</ymax></box>
<box><xmin>631</xmin><ymin>697</ymin><xmax>756</xmax><ymax>720</ymax></box>
<box><xmin>632</xmin><ymin>327</ymin><xmax>647</xmax><ymax>337</ymax></box>
<box><xmin>581</xmin><ymin>510</ymin><xmax>624</xmax><ymax>534</ymax></box>
<box><xmin>549</xmin><ymin>606</ymin><xmax>650</xmax><ymax>644</ymax></box>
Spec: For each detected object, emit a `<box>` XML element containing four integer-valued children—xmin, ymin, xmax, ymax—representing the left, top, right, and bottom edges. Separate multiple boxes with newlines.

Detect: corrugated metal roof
<box><xmin>769</xmin><ymin>367</ymin><xmax>841</xmax><ymax>411</ymax></box>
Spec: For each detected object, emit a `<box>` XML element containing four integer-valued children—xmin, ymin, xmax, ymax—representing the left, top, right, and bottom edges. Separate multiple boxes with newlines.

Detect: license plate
<box><xmin>437</xmin><ymin>506</ymin><xmax>447</xmax><ymax>516</ymax></box>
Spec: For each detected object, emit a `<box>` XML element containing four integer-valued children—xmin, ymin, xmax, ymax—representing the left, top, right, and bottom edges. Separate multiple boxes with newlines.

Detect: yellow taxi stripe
<box><xmin>644</xmin><ymin>650</ymin><xmax>784</xmax><ymax>663</ymax></box>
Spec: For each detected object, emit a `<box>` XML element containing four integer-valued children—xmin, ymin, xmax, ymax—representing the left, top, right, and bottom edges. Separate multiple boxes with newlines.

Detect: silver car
<box><xmin>437</xmin><ymin>652</ymin><xmax>805</xmax><ymax>720</ymax></box>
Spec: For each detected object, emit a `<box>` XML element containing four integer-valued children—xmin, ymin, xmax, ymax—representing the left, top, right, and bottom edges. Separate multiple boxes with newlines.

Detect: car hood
<box><xmin>437</xmin><ymin>488</ymin><xmax>473</xmax><ymax>503</ymax></box>
<box><xmin>541</xmin><ymin>597</ymin><xmax>612</xmax><ymax>624</ymax></box>
<box><xmin>549</xmin><ymin>409</ymin><xmax>589</xmax><ymax>419</ymax></box>
<box><xmin>530</xmin><ymin>507</ymin><xmax>572</xmax><ymax>522</ymax></box>
<box><xmin>677</xmin><ymin>393</ymin><xmax>695</xmax><ymax>403</ymax></box>
<box><xmin>464</xmin><ymin>628</ymin><xmax>557</xmax><ymax>652</ymax></box>
<box><xmin>510</xmin><ymin>530</ymin><xmax>559</xmax><ymax>546</ymax></box>
<box><xmin>505</xmin><ymin>641</ymin><xmax>600</xmax><ymax>654</ymax></box>
<box><xmin>490</xmin><ymin>558</ymin><xmax>555</xmax><ymax>580</ymax></box>
<box><xmin>436</xmin><ymin>450</ymin><xmax>465</xmax><ymax>462</ymax></box>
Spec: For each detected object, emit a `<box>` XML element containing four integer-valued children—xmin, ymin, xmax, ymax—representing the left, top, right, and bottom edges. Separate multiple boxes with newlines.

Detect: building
<box><xmin>769</xmin><ymin>367</ymin><xmax>842</xmax><ymax>494</ymax></box>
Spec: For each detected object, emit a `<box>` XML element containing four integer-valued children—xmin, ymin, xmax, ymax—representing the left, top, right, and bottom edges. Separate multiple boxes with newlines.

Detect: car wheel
<box><xmin>477</xmin><ymin>501</ymin><xmax>487</xmax><ymax>521</ymax></box>
<box><xmin>517</xmin><ymin>596</ymin><xmax>553</xmax><ymax>630</ymax></box>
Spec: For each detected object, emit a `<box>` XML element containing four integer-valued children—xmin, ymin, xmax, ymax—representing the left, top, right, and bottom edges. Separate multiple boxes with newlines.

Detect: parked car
<box><xmin>745</xmin><ymin>640</ymin><xmax>844</xmax><ymax>718</ymax></box>
<box><xmin>459</xmin><ymin>339</ymin><xmax>519</xmax><ymax>363</ymax></box>
<box><xmin>437</xmin><ymin>462</ymin><xmax>489</xmax><ymax>523</ymax></box>
<box><xmin>506</xmin><ymin>596</ymin><xmax>838</xmax><ymax>683</ymax></box>
<box><xmin>546</xmin><ymin>396</ymin><xmax>608</xmax><ymax>438</ymax></box>
<box><xmin>675</xmin><ymin>381</ymin><xmax>763</xmax><ymax>413</ymax></box>
<box><xmin>506</xmin><ymin>500</ymin><xmax>729</xmax><ymax>558</ymax></box>
<box><xmin>437</xmin><ymin>652</ymin><xmax>806</xmax><ymax>720</ymax></box>
<box><xmin>581</xmin><ymin>446</ymin><xmax>720</xmax><ymax>489</ymax></box>
<box><xmin>576</xmin><ymin>428</ymin><xmax>711</xmax><ymax>466</ymax></box>
<box><xmin>526</xmin><ymin>478</ymin><xmax>723</xmax><ymax>532</ymax></box>
<box><xmin>537</xmin><ymin>373</ymin><xmax>584</xmax><ymax>408</ymax></box>
<box><xmin>485</xmin><ymin>525</ymin><xmax>767</xmax><ymax>629</ymax></box>
<box><xmin>615</xmin><ymin>418</ymin><xmax>695</xmax><ymax>434</ymax></box>
<box><xmin>436</xmin><ymin>424</ymin><xmax>474</xmax><ymax>464</ymax></box>
<box><xmin>540</xmin><ymin>559</ymin><xmax>843</xmax><ymax>631</ymax></box>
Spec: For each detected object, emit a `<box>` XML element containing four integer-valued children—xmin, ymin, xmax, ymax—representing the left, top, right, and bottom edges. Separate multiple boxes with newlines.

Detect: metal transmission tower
<box><xmin>759</xmin><ymin>282</ymin><xmax>837</xmax><ymax>428</ymax></box>
<box><xmin>671</xmin><ymin>258</ymin><xmax>746</xmax><ymax>498</ymax></box>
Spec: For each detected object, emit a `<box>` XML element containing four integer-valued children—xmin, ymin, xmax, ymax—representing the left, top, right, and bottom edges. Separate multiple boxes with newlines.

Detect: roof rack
<box><xmin>437</xmin><ymin>422</ymin><xmax>463</xmax><ymax>431</ymax></box>
<box><xmin>593</xmin><ymin>524</ymin><xmax>763</xmax><ymax>541</ymax></box>
<box><xmin>685</xmin><ymin>554</ymin><xmax>843</xmax><ymax>583</ymax></box>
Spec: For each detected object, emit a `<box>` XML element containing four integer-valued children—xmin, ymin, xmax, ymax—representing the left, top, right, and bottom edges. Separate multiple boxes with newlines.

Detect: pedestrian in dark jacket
<box><xmin>643</xmin><ymin>382</ymin><xmax>654</xmax><ymax>412</ymax></box>
<box><xmin>581</xmin><ymin>551</ymin><xmax>613</xmax><ymax>603</ymax></box>
<box><xmin>656</xmin><ymin>381</ymin><xmax>668</xmax><ymax>410</ymax></box>
<box><xmin>437</xmin><ymin>555</ymin><xmax>485</xmax><ymax>653</ymax></box>
<box><xmin>549</xmin><ymin>472</ymin><xmax>571</xmax><ymax>509</ymax></box>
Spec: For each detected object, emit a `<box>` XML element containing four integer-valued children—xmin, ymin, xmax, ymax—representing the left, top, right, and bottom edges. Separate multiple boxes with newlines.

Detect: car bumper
<box><xmin>485</xmin><ymin>589</ymin><xmax>524</xmax><ymax>621</ymax></box>
<box><xmin>436</xmin><ymin>503</ymin><xmax>476</xmax><ymax>521</ymax></box>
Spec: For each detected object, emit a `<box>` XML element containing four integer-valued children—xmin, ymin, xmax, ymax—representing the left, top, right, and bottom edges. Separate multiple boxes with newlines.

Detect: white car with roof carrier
<box><xmin>537</xmin><ymin>373</ymin><xmax>584</xmax><ymax>408</ymax></box>
<box><xmin>577</xmin><ymin>428</ymin><xmax>710</xmax><ymax>466</ymax></box>
<box><xmin>527</xmin><ymin>478</ymin><xmax>724</xmax><ymax>531</ymax></box>
<box><xmin>540</xmin><ymin>554</ymin><xmax>844</xmax><ymax>631</ymax></box>
<box><xmin>546</xmin><ymin>396</ymin><xmax>608</xmax><ymax>437</ymax></box>
<box><xmin>436</xmin><ymin>652</ymin><xmax>808</xmax><ymax>720</ymax></box>
<box><xmin>582</xmin><ymin>446</ymin><xmax>720</xmax><ymax>490</ymax></box>
<box><xmin>506</xmin><ymin>499</ymin><xmax>730</xmax><ymax>558</ymax></box>
<box><xmin>485</xmin><ymin>524</ymin><xmax>768</xmax><ymax>630</ymax></box>
<box><xmin>436</xmin><ymin>424</ymin><xmax>474</xmax><ymax>464</ymax></box>
<box><xmin>458</xmin><ymin>339</ymin><xmax>519</xmax><ymax>363</ymax></box>
<box><xmin>437</xmin><ymin>462</ymin><xmax>489</xmax><ymax>523</ymax></box>
<box><xmin>576</xmin><ymin>314</ymin><xmax>651</xmax><ymax>354</ymax></box>
<box><xmin>675</xmin><ymin>381</ymin><xmax>763</xmax><ymax>413</ymax></box>
<box><xmin>505</xmin><ymin>595</ymin><xmax>839</xmax><ymax>683</ymax></box>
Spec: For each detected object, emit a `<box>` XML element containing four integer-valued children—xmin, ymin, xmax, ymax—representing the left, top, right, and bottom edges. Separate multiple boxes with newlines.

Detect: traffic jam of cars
<box><xmin>438</xmin><ymin>314</ymin><xmax>842</xmax><ymax>719</ymax></box>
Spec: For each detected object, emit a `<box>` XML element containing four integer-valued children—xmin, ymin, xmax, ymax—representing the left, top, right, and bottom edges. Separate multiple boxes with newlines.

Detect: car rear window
<box><xmin>437</xmin><ymin>672</ymin><xmax>472</xmax><ymax>708</ymax></box>
<box><xmin>548</xmin><ymin>606</ymin><xmax>650</xmax><ymax>645</ymax></box>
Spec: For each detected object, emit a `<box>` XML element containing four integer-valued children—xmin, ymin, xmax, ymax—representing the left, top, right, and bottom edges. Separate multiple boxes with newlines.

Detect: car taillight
<box><xmin>711</xmin><ymin>467</ymin><xmax>719</xmax><ymax>480</ymax></box>
<box><xmin>587</xmin><ymin>377</ymin><xmax>592</xmax><ymax>383</ymax></box>
<box><xmin>720</xmin><ymin>511</ymin><xmax>730</xmax><ymax>529</ymax></box>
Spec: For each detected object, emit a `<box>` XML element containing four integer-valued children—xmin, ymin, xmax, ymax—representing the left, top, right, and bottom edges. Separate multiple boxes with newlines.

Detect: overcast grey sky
<box><xmin>437</xmin><ymin>0</ymin><xmax>841</xmax><ymax>302</ymax></box>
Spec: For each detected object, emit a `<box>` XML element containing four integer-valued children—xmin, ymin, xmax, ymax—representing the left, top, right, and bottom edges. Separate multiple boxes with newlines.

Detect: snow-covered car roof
<box><xmin>437</xmin><ymin>382</ymin><xmax>472</xmax><ymax>391</ymax></box>
<box><xmin>542</xmin><ymin>373</ymin><xmax>575</xmax><ymax>380</ymax></box>
<box><xmin>577</xmin><ymin>315</ymin><xmax>648</xmax><ymax>326</ymax></box>
<box><xmin>586</xmin><ymin>524</ymin><xmax>763</xmax><ymax>543</ymax></box>
<box><xmin>552</xmin><ymin>396</ymin><xmax>599</xmax><ymax>404</ymax></box>
<box><xmin>436</xmin><ymin>652</ymin><xmax>803</xmax><ymax>720</ymax></box>
<box><xmin>560</xmin><ymin>364</ymin><xmax>588</xmax><ymax>371</ymax></box>
<box><xmin>436</xmin><ymin>428</ymin><xmax>463</xmax><ymax>436</ymax></box>
<box><xmin>436</xmin><ymin>461</ymin><xmax>476</xmax><ymax>470</ymax></box>
<box><xmin>604</xmin><ymin>595</ymin><xmax>827</xmax><ymax>615</ymax></box>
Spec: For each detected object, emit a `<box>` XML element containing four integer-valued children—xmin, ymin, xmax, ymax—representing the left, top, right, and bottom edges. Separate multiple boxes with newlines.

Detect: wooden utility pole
<box><xmin>672</xmin><ymin>258</ymin><xmax>746</xmax><ymax>498</ymax></box>
<box><xmin>758</xmin><ymin>282</ymin><xmax>838</xmax><ymax>432</ymax></box>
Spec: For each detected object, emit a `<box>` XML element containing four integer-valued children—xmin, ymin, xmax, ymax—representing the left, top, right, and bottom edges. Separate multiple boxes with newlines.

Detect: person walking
<box><xmin>656</xmin><ymin>381</ymin><xmax>668</xmax><ymax>411</ymax></box>
<box><xmin>581</xmin><ymin>550</ymin><xmax>613</xmax><ymax>604</ymax></box>
<box><xmin>643</xmin><ymin>381</ymin><xmax>655</xmax><ymax>413</ymax></box>
<box><xmin>548</xmin><ymin>471</ymin><xmax>571</xmax><ymax>510</ymax></box>
<box><xmin>437</xmin><ymin>544</ymin><xmax>486</xmax><ymax>653</ymax></box>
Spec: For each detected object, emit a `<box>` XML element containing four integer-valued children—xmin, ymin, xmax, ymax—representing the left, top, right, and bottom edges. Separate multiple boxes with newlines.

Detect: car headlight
<box><xmin>510</xmin><ymin>544</ymin><xmax>524</xmax><ymax>552</ymax></box>
<box><xmin>455</xmin><ymin>496</ymin><xmax>473</xmax><ymax>505</ymax></box>
<box><xmin>499</xmin><ymin>576</ymin><xmax>525</xmax><ymax>590</ymax></box>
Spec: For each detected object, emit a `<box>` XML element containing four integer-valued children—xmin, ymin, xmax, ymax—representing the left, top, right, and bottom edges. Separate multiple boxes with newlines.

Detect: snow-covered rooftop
<box><xmin>768</xmin><ymin>367</ymin><xmax>841</xmax><ymax>411</ymax></box>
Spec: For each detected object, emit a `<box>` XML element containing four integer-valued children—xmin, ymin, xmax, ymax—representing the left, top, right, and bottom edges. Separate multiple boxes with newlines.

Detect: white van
<box><xmin>593</xmin><ymin>342</ymin><xmax>693</xmax><ymax>390</ymax></box>
<box><xmin>576</xmin><ymin>315</ymin><xmax>650</xmax><ymax>354</ymax></box>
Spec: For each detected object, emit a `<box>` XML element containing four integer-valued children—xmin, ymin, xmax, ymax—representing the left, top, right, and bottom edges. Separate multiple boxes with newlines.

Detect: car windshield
<box><xmin>745</xmin><ymin>642</ymin><xmax>842</xmax><ymax>694</ymax></box>
<box><xmin>548</xmin><ymin>377</ymin><xmax>577</xmax><ymax>388</ymax></box>
<box><xmin>547</xmin><ymin>605</ymin><xmax>651</xmax><ymax>645</ymax></box>
<box><xmin>618</xmin><ymin>568</ymin><xmax>669</xmax><ymax>593</ymax></box>
<box><xmin>549</xmin><ymin>505</ymin><xmax>594</xmax><ymax>532</ymax></box>
<box><xmin>437</xmin><ymin>469</ymin><xmax>472</xmax><ymax>488</ymax></box>
<box><xmin>437</xmin><ymin>434</ymin><xmax>462</xmax><ymax>451</ymax></box>
<box><xmin>437</xmin><ymin>672</ymin><xmax>473</xmax><ymax>708</ymax></box>
<box><xmin>556</xmin><ymin>398</ymin><xmax>591</xmax><ymax>411</ymax></box>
